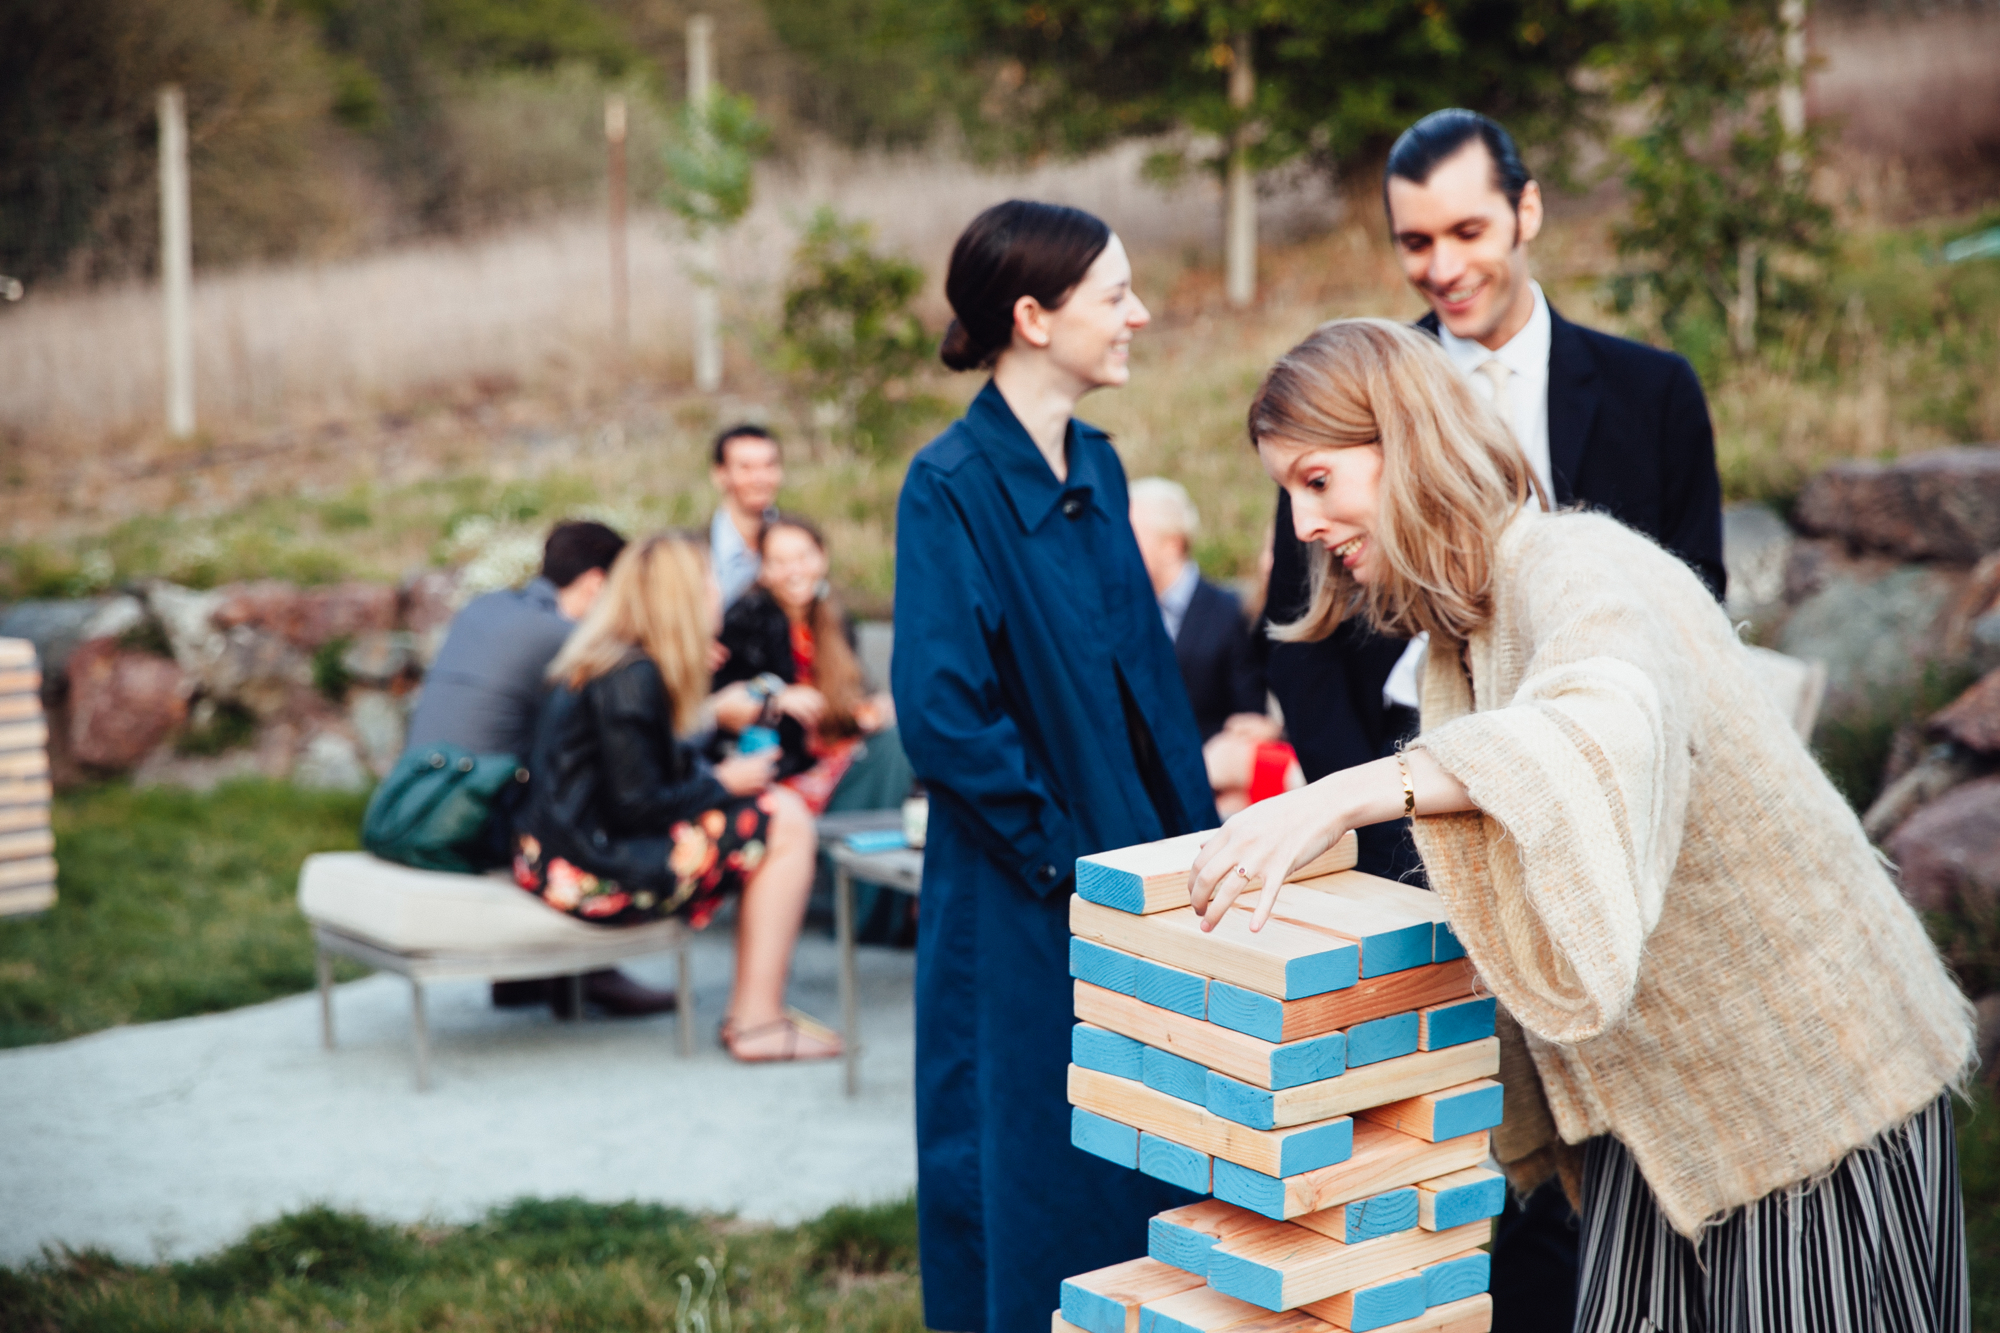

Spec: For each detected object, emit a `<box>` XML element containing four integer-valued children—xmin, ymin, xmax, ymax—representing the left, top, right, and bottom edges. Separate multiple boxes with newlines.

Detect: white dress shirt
<box><xmin>1383</xmin><ymin>282</ymin><xmax>1555</xmax><ymax>711</ymax></box>
<box><xmin>711</xmin><ymin>509</ymin><xmax>761</xmax><ymax>608</ymax></box>
<box><xmin>1157</xmin><ymin>559</ymin><xmax>1200</xmax><ymax>643</ymax></box>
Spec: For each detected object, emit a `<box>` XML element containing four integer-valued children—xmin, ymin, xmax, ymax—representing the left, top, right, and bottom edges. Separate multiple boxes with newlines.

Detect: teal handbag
<box><xmin>361</xmin><ymin>743</ymin><xmax>528</xmax><ymax>874</ymax></box>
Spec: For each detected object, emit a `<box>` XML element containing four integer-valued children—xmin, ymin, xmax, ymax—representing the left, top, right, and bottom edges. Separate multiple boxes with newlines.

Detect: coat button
<box><xmin>1060</xmin><ymin>496</ymin><xmax>1083</xmax><ymax>518</ymax></box>
<box><xmin>1036</xmin><ymin>864</ymin><xmax>1058</xmax><ymax>883</ymax></box>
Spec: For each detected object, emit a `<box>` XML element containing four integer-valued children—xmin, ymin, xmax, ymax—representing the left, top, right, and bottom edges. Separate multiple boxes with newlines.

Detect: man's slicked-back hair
<box><xmin>541</xmin><ymin>519</ymin><xmax>627</xmax><ymax>590</ymax></box>
<box><xmin>711</xmin><ymin>422</ymin><xmax>777</xmax><ymax>467</ymax></box>
<box><xmin>1383</xmin><ymin>109</ymin><xmax>1533</xmax><ymax>217</ymax></box>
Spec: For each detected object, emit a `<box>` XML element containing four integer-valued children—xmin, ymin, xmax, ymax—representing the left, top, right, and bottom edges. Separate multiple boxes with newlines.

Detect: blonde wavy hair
<box><xmin>547</xmin><ymin>533</ymin><xmax>713</xmax><ymax>734</ymax></box>
<box><xmin>1249</xmin><ymin>318</ymin><xmax>1543</xmax><ymax>645</ymax></box>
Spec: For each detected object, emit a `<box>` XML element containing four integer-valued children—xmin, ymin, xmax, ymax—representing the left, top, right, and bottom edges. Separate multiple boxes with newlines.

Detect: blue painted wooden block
<box><xmin>1350</xmin><ymin>921</ymin><xmax>1435</xmax><ymax>978</ymax></box>
<box><xmin>1073</xmin><ymin>856</ymin><xmax>1151</xmax><ymax>914</ymax></box>
<box><xmin>1060</xmin><ymin>1280</ymin><xmax>1126</xmax><ymax>1333</ymax></box>
<box><xmin>1336</xmin><ymin>1187</ymin><xmax>1420</xmax><ymax>1243</ymax></box>
<box><xmin>1421</xmin><ymin>1169</ymin><xmax>1507</xmax><ymax>1231</ymax></box>
<box><xmin>1072</xmin><ymin>1023</ymin><xmax>1145</xmax><ymax>1081</ymax></box>
<box><xmin>1433</xmin><ymin>919</ymin><xmax>1466</xmax><ymax>962</ymax></box>
<box><xmin>1206</xmin><ymin>1250</ymin><xmax>1285</xmax><ymax>1313</ymax></box>
<box><xmin>1148</xmin><ymin>1215</ymin><xmax>1218</xmax><ymax>1278</ymax></box>
<box><xmin>1430</xmin><ymin>1081</ymin><xmax>1505</xmax><ymax>1141</ymax></box>
<box><xmin>1268</xmin><ymin>1030</ymin><xmax>1346</xmax><ymax>1089</ymax></box>
<box><xmin>1423</xmin><ymin>1251</ymin><xmax>1491</xmax><ymax>1306</ymax></box>
<box><xmin>1342</xmin><ymin>1272</ymin><xmax>1428</xmax><ymax>1331</ymax></box>
<box><xmin>1206</xmin><ymin>981</ymin><xmax>1286</xmax><ymax>1043</ymax></box>
<box><xmin>1139</xmin><ymin>1133</ymin><xmax>1212</xmax><ymax>1193</ymax></box>
<box><xmin>1210</xmin><ymin>1118</ymin><xmax>1356</xmax><ymax>1217</ymax></box>
<box><xmin>1135</xmin><ymin>957</ymin><xmax>1208</xmax><ymax>1019</ymax></box>
<box><xmin>1344</xmin><ymin>1010</ymin><xmax>1420</xmax><ymax>1066</ymax></box>
<box><xmin>1419</xmin><ymin>995</ymin><xmax>1496</xmax><ymax>1050</ymax></box>
<box><xmin>1210</xmin><ymin>1158</ymin><xmax>1288</xmax><ymax>1219</ymax></box>
<box><xmin>1071</xmin><ymin>937</ymin><xmax>1141</xmax><ymax>995</ymax></box>
<box><xmin>1280</xmin><ymin>941</ymin><xmax>1360</xmax><ymax>999</ymax></box>
<box><xmin>1205</xmin><ymin>1069</ymin><xmax>1278</xmax><ymax>1130</ymax></box>
<box><xmin>1071</xmin><ymin>1107</ymin><xmax>1139</xmax><ymax>1168</ymax></box>
<box><xmin>1143</xmin><ymin>1046</ymin><xmax>1211</xmax><ymax>1105</ymax></box>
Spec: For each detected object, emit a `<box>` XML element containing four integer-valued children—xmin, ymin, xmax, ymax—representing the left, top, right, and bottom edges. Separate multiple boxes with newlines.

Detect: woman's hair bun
<box><xmin>939</xmin><ymin>318</ymin><xmax>989</xmax><ymax>372</ymax></box>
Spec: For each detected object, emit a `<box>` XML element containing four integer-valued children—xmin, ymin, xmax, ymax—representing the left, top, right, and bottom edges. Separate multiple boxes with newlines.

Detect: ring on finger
<box><xmin>1231</xmin><ymin>865</ymin><xmax>1253</xmax><ymax>884</ymax></box>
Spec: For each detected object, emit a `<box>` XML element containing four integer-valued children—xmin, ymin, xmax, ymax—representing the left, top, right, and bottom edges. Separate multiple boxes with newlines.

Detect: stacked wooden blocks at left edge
<box><xmin>0</xmin><ymin>639</ymin><xmax>55</xmax><ymax>917</ymax></box>
<box><xmin>1058</xmin><ymin>829</ymin><xmax>1503</xmax><ymax>1333</ymax></box>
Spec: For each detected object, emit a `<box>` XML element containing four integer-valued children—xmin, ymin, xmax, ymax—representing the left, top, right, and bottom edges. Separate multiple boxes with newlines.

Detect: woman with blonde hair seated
<box><xmin>517</xmin><ymin>533</ymin><xmax>840</xmax><ymax>1062</ymax></box>
<box><xmin>1191</xmin><ymin>319</ymin><xmax>1972</xmax><ymax>1329</ymax></box>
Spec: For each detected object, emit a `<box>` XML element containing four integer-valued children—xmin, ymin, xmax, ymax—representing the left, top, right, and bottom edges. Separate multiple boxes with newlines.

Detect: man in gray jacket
<box><xmin>406</xmin><ymin>520</ymin><xmax>674</xmax><ymax>1017</ymax></box>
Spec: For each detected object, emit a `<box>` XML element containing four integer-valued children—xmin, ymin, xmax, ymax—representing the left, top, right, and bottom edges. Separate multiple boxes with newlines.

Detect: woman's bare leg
<box><xmin>726</xmin><ymin>786</ymin><xmax>840</xmax><ymax>1057</ymax></box>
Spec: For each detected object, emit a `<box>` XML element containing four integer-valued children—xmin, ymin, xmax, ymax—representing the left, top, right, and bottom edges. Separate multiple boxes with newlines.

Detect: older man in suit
<box><xmin>1261</xmin><ymin>109</ymin><xmax>1726</xmax><ymax>1333</ymax></box>
<box><xmin>1130</xmin><ymin>477</ymin><xmax>1267</xmax><ymax>742</ymax></box>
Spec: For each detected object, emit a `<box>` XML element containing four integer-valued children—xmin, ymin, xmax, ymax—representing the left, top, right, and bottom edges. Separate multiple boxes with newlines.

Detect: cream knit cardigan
<box><xmin>1411</xmin><ymin>508</ymin><xmax>1973</xmax><ymax>1238</ymax></box>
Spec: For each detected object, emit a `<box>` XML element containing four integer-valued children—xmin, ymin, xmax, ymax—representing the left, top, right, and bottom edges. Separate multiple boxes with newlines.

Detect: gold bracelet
<box><xmin>1396</xmin><ymin>749</ymin><xmax>1416</xmax><ymax>820</ymax></box>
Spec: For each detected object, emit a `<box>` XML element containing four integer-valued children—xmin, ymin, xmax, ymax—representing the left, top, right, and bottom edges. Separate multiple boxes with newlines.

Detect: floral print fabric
<box><xmin>513</xmin><ymin>793</ymin><xmax>774</xmax><ymax>928</ymax></box>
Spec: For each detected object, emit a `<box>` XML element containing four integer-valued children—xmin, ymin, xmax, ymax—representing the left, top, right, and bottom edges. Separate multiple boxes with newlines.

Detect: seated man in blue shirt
<box><xmin>708</xmin><ymin>423</ymin><xmax>783</xmax><ymax>609</ymax></box>
<box><xmin>404</xmin><ymin>520</ymin><xmax>673</xmax><ymax>1017</ymax></box>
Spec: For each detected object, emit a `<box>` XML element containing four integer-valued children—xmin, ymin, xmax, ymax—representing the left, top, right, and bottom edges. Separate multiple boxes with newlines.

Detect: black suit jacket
<box><xmin>1266</xmin><ymin>304</ymin><xmax>1725</xmax><ymax>879</ymax></box>
<box><xmin>1173</xmin><ymin>577</ymin><xmax>1268</xmax><ymax>741</ymax></box>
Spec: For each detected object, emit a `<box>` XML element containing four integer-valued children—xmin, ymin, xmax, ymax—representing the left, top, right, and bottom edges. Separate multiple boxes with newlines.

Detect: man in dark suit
<box><xmin>1129</xmin><ymin>477</ymin><xmax>1267</xmax><ymax>741</ymax></box>
<box><xmin>1262</xmin><ymin>109</ymin><xmax>1725</xmax><ymax>1333</ymax></box>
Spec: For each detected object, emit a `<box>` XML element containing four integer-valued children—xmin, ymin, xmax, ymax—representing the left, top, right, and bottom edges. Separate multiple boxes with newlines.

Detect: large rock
<box><xmin>143</xmin><ymin>582</ymin><xmax>226</xmax><ymax>675</ymax></box>
<box><xmin>65</xmin><ymin>639</ymin><xmax>189</xmax><ymax>770</ymax></box>
<box><xmin>200</xmin><ymin>627</ymin><xmax>313</xmax><ymax>718</ymax></box>
<box><xmin>212</xmin><ymin>581</ymin><xmax>397</xmax><ymax>650</ymax></box>
<box><xmin>340</xmin><ymin>631</ymin><xmax>416</xmax><ymax>687</ymax></box>
<box><xmin>1793</xmin><ymin>445</ymin><xmax>2000</xmax><ymax>562</ymax></box>
<box><xmin>1886</xmin><ymin>775</ymin><xmax>2000</xmax><ymax>916</ymax></box>
<box><xmin>1722</xmin><ymin>502</ymin><xmax>1792</xmax><ymax>622</ymax></box>
<box><xmin>293</xmin><ymin>731</ymin><xmax>371</xmax><ymax>792</ymax></box>
<box><xmin>1777</xmin><ymin>554</ymin><xmax>1966</xmax><ymax>714</ymax></box>
<box><xmin>1931</xmin><ymin>668</ymin><xmax>2000</xmax><ymax>753</ymax></box>
<box><xmin>0</xmin><ymin>600</ymin><xmax>109</xmax><ymax>683</ymax></box>
<box><xmin>348</xmin><ymin>688</ymin><xmax>406</xmax><ymax>777</ymax></box>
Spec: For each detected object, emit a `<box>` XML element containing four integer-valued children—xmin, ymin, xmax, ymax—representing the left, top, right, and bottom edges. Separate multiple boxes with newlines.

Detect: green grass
<box><xmin>1967</xmin><ymin>1083</ymin><xmax>2000</xmax><ymax>1332</ymax></box>
<box><xmin>0</xmin><ymin>1194</ymin><xmax>924</xmax><ymax>1333</ymax></box>
<box><xmin>0</xmin><ymin>779</ymin><xmax>370</xmax><ymax>1049</ymax></box>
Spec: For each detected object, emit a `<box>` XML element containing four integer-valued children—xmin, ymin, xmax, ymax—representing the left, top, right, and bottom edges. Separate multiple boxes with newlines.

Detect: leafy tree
<box><xmin>659</xmin><ymin>91</ymin><xmax>773</xmax><ymax>235</ymax></box>
<box><xmin>779</xmin><ymin>209</ymin><xmax>934</xmax><ymax>453</ymax></box>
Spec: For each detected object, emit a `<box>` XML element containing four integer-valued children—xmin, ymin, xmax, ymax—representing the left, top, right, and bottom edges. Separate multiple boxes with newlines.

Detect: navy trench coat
<box><xmin>892</xmin><ymin>381</ymin><xmax>1218</xmax><ymax>1333</ymax></box>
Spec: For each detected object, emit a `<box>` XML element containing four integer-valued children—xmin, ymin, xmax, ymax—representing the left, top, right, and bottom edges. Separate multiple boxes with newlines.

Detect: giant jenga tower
<box><xmin>1054</xmin><ymin>830</ymin><xmax>1501</xmax><ymax>1333</ymax></box>
<box><xmin>0</xmin><ymin>638</ymin><xmax>55</xmax><ymax>917</ymax></box>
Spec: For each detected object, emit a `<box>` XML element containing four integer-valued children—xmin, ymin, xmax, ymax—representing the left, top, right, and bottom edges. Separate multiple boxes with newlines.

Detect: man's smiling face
<box><xmin>1387</xmin><ymin>139</ymin><xmax>1543</xmax><ymax>351</ymax></box>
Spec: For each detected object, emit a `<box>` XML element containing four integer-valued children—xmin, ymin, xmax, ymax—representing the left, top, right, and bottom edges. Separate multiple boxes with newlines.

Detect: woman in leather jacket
<box><xmin>516</xmin><ymin>533</ymin><xmax>841</xmax><ymax>1062</ymax></box>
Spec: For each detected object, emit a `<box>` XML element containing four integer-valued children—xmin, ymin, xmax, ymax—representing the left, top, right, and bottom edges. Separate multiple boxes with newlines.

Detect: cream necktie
<box><xmin>1476</xmin><ymin>357</ymin><xmax>1516</xmax><ymax>444</ymax></box>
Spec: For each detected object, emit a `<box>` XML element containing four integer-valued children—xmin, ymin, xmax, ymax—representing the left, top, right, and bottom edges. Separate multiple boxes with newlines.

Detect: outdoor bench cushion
<box><xmin>298</xmin><ymin>851</ymin><xmax>682</xmax><ymax>955</ymax></box>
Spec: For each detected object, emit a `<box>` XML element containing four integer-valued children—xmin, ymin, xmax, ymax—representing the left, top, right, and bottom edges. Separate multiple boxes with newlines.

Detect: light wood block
<box><xmin>1416</xmin><ymin>1169</ymin><xmax>1505</xmax><ymax>1232</ymax></box>
<box><xmin>1140</xmin><ymin>1132</ymin><xmax>1212</xmax><ymax>1193</ymax></box>
<box><xmin>0</xmin><ymin>880</ymin><xmax>56</xmax><ymax>917</ymax></box>
<box><xmin>1357</xmin><ymin>1082</ymin><xmax>1504</xmax><ymax>1144</ymax></box>
<box><xmin>0</xmin><ymin>719</ymin><xmax>49</xmax><ymax>753</ymax></box>
<box><xmin>1207</xmin><ymin>960</ymin><xmax>1477</xmax><ymax>1044</ymax></box>
<box><xmin>0</xmin><ymin>856</ymin><xmax>58</xmax><ymax>889</ymax></box>
<box><xmin>0</xmin><ymin>778</ymin><xmax>53</xmax><ymax>808</ymax></box>
<box><xmin>1210</xmin><ymin>1219</ymin><xmax>1489</xmax><ymax>1312</ymax></box>
<box><xmin>1149</xmin><ymin>1199</ymin><xmax>1271</xmax><ymax>1278</ymax></box>
<box><xmin>0</xmin><ymin>804</ymin><xmax>52</xmax><ymax>833</ymax></box>
<box><xmin>1076</xmin><ymin>982</ymin><xmax>1346</xmax><ymax>1091</ymax></box>
<box><xmin>0</xmin><ymin>640</ymin><xmax>35</xmax><ymax>669</ymax></box>
<box><xmin>1060</xmin><ymin>1257</ymin><xmax>1206</xmax><ymax>1333</ymax></box>
<box><xmin>1056</xmin><ymin>1314</ymin><xmax>1091</xmax><ymax>1333</ymax></box>
<box><xmin>1073</xmin><ymin>937</ymin><xmax>1143</xmax><ymax>996</ymax></box>
<box><xmin>1301</xmin><ymin>1269</ymin><xmax>1425</xmax><ymax>1332</ymax></box>
<box><xmin>1139</xmin><ymin>1285</ymin><xmax>1332</xmax><ymax>1333</ymax></box>
<box><xmin>1074</xmin><ymin>1022</ymin><xmax>1146</xmax><ymax>1081</ymax></box>
<box><xmin>0</xmin><ymin>750</ymin><xmax>51</xmax><ymax>780</ymax></box>
<box><xmin>1078</xmin><ymin>830</ymin><xmax>1358</xmax><ymax>915</ymax></box>
<box><xmin>1317</xmin><ymin>1189</ymin><xmax>1420</xmax><ymax>1245</ymax></box>
<box><xmin>1213</xmin><ymin>1123</ymin><xmax>1492</xmax><ymax>1221</ymax></box>
<box><xmin>1313</xmin><ymin>1295</ymin><xmax>1492</xmax><ymax>1333</ymax></box>
<box><xmin>1070</xmin><ymin>1064</ymin><xmax>1353</xmax><ymax>1178</ymax></box>
<box><xmin>0</xmin><ymin>828</ymin><xmax>55</xmax><ymax>861</ymax></box>
<box><xmin>1072</xmin><ymin>897</ymin><xmax>1359</xmax><ymax>1001</ymax></box>
<box><xmin>0</xmin><ymin>671</ymin><xmax>40</xmax><ymax>695</ymax></box>
<box><xmin>1419</xmin><ymin>1252</ymin><xmax>1490</xmax><ymax>1307</ymax></box>
<box><xmin>1144</xmin><ymin>1044</ymin><xmax>1212</xmax><ymax>1105</ymax></box>
<box><xmin>1417</xmin><ymin>998</ymin><xmax>1495</xmax><ymax>1051</ymax></box>
<box><xmin>0</xmin><ymin>695</ymin><xmax>43</xmax><ymax>722</ymax></box>
<box><xmin>1205</xmin><ymin>1039</ymin><xmax>1500</xmax><ymax>1130</ymax></box>
<box><xmin>1073</xmin><ymin>1106</ymin><xmax>1140</xmax><ymax>1167</ymax></box>
<box><xmin>1236</xmin><ymin>875</ymin><xmax>1436</xmax><ymax>978</ymax></box>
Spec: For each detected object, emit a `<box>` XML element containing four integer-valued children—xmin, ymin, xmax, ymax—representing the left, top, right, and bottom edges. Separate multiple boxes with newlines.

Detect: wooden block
<box><xmin>1431</xmin><ymin>923</ymin><xmax>1465</xmax><ymax>963</ymax></box>
<box><xmin>0</xmin><ymin>750</ymin><xmax>51</xmax><ymax>780</ymax></box>
<box><xmin>1135</xmin><ymin>956</ymin><xmax>1209</xmax><ymax>1018</ymax></box>
<box><xmin>1210</xmin><ymin>1219</ymin><xmax>1489</xmax><ymax>1312</ymax></box>
<box><xmin>1060</xmin><ymin>1257</ymin><xmax>1206</xmax><ymax>1333</ymax></box>
<box><xmin>1207</xmin><ymin>960</ymin><xmax>1477</xmax><ymax>1045</ymax></box>
<box><xmin>1056</xmin><ymin>1314</ymin><xmax>1091</xmax><ymax>1333</ymax></box>
<box><xmin>1315</xmin><ymin>1295</ymin><xmax>1492</xmax><ymax>1333</ymax></box>
<box><xmin>1321</xmin><ymin>1189</ymin><xmax>1420</xmax><ymax>1244</ymax></box>
<box><xmin>1204</xmin><ymin>1039</ymin><xmax>1500</xmax><ymax>1130</ymax></box>
<box><xmin>1074</xmin><ymin>1023</ymin><xmax>1146</xmax><ymax>1081</ymax></box>
<box><xmin>1234</xmin><ymin>885</ymin><xmax>1431</xmax><ymax>979</ymax></box>
<box><xmin>0</xmin><ymin>668</ymin><xmax>41</xmax><ymax>693</ymax></box>
<box><xmin>1417</xmin><ymin>998</ymin><xmax>1494</xmax><ymax>1051</ymax></box>
<box><xmin>1073</xmin><ymin>1107</ymin><xmax>1139</xmax><ymax>1168</ymax></box>
<box><xmin>1073</xmin><ymin>898</ymin><xmax>1360</xmax><ymax>1001</ymax></box>
<box><xmin>1139</xmin><ymin>1132</ymin><xmax>1212</xmax><ymax>1193</ymax></box>
<box><xmin>0</xmin><ymin>880</ymin><xmax>56</xmax><ymax>917</ymax></box>
<box><xmin>1070</xmin><ymin>1065</ymin><xmax>1353</xmax><ymax>1178</ymax></box>
<box><xmin>1416</xmin><ymin>1169</ymin><xmax>1505</xmax><ymax>1232</ymax></box>
<box><xmin>1149</xmin><ymin>1200</ymin><xmax>1270</xmax><ymax>1278</ymax></box>
<box><xmin>0</xmin><ymin>778</ymin><xmax>54</xmax><ymax>808</ymax></box>
<box><xmin>0</xmin><ymin>695</ymin><xmax>43</xmax><ymax>722</ymax></box>
<box><xmin>1078</xmin><ymin>830</ymin><xmax>1359</xmax><ymax>915</ymax></box>
<box><xmin>1344</xmin><ymin>1012</ymin><xmax>1419</xmax><ymax>1068</ymax></box>
<box><xmin>1144</xmin><ymin>1044</ymin><xmax>1212</xmax><ymax>1105</ymax></box>
<box><xmin>1073</xmin><ymin>937</ymin><xmax>1143</xmax><ymax>996</ymax></box>
<box><xmin>1301</xmin><ymin>1269</ymin><xmax>1425</xmax><ymax>1332</ymax></box>
<box><xmin>1358</xmin><ymin>1082</ymin><xmax>1504</xmax><ymax>1144</ymax></box>
<box><xmin>0</xmin><ymin>719</ymin><xmax>49</xmax><ymax>753</ymax></box>
<box><xmin>0</xmin><ymin>856</ymin><xmax>58</xmax><ymax>890</ymax></box>
<box><xmin>1419</xmin><ymin>1252</ymin><xmax>1490</xmax><ymax>1307</ymax></box>
<box><xmin>0</xmin><ymin>803</ymin><xmax>51</xmax><ymax>833</ymax></box>
<box><xmin>1076</xmin><ymin>982</ymin><xmax>1346</xmax><ymax>1092</ymax></box>
<box><xmin>0</xmin><ymin>828</ymin><xmax>55</xmax><ymax>861</ymax></box>
<box><xmin>1212</xmin><ymin>1123</ymin><xmax>1491</xmax><ymax>1221</ymax></box>
<box><xmin>1139</xmin><ymin>1288</ymin><xmax>1332</xmax><ymax>1333</ymax></box>
<box><xmin>0</xmin><ymin>640</ymin><xmax>34</xmax><ymax>669</ymax></box>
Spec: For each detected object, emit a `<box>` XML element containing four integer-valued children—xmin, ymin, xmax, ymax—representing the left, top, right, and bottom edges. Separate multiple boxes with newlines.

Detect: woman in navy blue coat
<box><xmin>892</xmin><ymin>201</ymin><xmax>1218</xmax><ymax>1333</ymax></box>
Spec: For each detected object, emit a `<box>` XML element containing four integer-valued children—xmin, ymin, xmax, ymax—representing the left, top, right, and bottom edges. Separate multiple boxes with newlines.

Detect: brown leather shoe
<box><xmin>577</xmin><ymin>968</ymin><xmax>678</xmax><ymax>1017</ymax></box>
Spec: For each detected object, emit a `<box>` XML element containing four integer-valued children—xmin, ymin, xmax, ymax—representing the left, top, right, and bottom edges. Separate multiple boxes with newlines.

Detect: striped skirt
<box><xmin>1573</xmin><ymin>1093</ymin><xmax>1967</xmax><ymax>1333</ymax></box>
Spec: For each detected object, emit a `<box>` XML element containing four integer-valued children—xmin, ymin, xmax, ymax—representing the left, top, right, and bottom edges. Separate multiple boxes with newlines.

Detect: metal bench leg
<box><xmin>676</xmin><ymin>938</ymin><xmax>694</xmax><ymax>1058</ymax></box>
<box><xmin>562</xmin><ymin>973</ymin><xmax>585</xmax><ymax>1021</ymax></box>
<box><xmin>410</xmin><ymin>978</ymin><xmax>431</xmax><ymax>1093</ymax></box>
<box><xmin>317</xmin><ymin>946</ymin><xmax>335</xmax><ymax>1050</ymax></box>
<box><xmin>836</xmin><ymin>865</ymin><xmax>859</xmax><ymax>1096</ymax></box>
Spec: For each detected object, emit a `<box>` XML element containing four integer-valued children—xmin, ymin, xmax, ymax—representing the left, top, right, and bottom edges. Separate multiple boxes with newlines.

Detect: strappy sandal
<box><xmin>719</xmin><ymin>1007</ymin><xmax>844</xmax><ymax>1063</ymax></box>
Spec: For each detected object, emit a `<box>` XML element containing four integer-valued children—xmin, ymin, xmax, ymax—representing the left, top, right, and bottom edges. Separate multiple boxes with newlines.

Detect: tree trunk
<box><xmin>1224</xmin><ymin>31</ymin><xmax>1256</xmax><ymax>310</ymax></box>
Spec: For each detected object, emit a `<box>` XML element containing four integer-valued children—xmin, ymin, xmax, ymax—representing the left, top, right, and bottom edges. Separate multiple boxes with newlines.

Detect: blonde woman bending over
<box><xmin>517</xmin><ymin>534</ymin><xmax>840</xmax><ymax>1062</ymax></box>
<box><xmin>1190</xmin><ymin>319</ymin><xmax>1972</xmax><ymax>1331</ymax></box>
